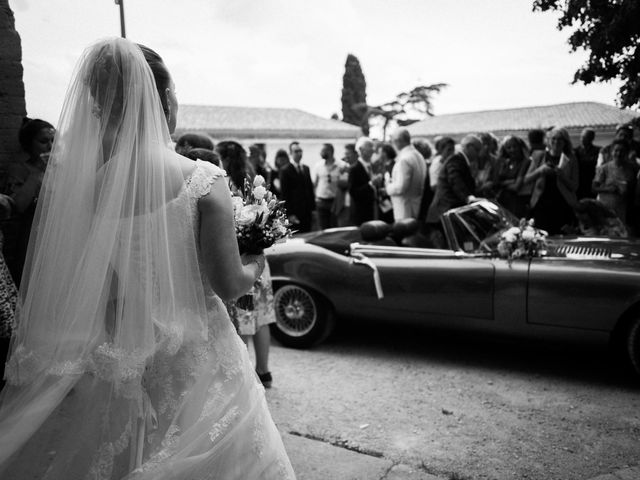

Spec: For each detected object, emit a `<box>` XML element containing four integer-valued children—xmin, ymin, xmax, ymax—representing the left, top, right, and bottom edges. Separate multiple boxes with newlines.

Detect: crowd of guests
<box><xmin>2</xmin><ymin>118</ymin><xmax>640</xmax><ymax>384</ymax></box>
<box><xmin>4</xmin><ymin>119</ymin><xmax>639</xmax><ymax>267</ymax></box>
<box><xmin>266</xmin><ymin>121</ymin><xmax>640</xmax><ymax>242</ymax></box>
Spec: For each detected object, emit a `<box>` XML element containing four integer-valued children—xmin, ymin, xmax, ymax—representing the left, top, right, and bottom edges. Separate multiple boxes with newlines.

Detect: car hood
<box><xmin>547</xmin><ymin>236</ymin><xmax>640</xmax><ymax>261</ymax></box>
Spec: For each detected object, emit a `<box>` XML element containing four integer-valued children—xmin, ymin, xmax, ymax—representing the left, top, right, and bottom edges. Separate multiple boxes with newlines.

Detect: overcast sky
<box><xmin>11</xmin><ymin>0</ymin><xmax>623</xmax><ymax>126</ymax></box>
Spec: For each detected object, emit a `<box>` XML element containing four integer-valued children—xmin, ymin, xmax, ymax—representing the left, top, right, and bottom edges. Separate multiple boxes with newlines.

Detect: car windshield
<box><xmin>447</xmin><ymin>201</ymin><xmax>518</xmax><ymax>253</ymax></box>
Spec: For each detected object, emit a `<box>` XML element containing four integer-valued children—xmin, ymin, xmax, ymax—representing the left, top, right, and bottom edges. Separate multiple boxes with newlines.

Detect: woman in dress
<box><xmin>4</xmin><ymin>118</ymin><xmax>55</xmax><ymax>287</ymax></box>
<box><xmin>0</xmin><ymin>38</ymin><xmax>294</xmax><ymax>479</ymax></box>
<box><xmin>474</xmin><ymin>132</ymin><xmax>499</xmax><ymax>199</ymax></box>
<box><xmin>524</xmin><ymin>127</ymin><xmax>579</xmax><ymax>234</ymax></box>
<box><xmin>495</xmin><ymin>135</ymin><xmax>531</xmax><ymax>218</ymax></box>
<box><xmin>592</xmin><ymin>139</ymin><xmax>636</xmax><ymax>226</ymax></box>
<box><xmin>216</xmin><ymin>140</ymin><xmax>277</xmax><ymax>389</ymax></box>
<box><xmin>271</xmin><ymin>148</ymin><xmax>292</xmax><ymax>196</ymax></box>
<box><xmin>248</xmin><ymin>144</ymin><xmax>276</xmax><ymax>191</ymax></box>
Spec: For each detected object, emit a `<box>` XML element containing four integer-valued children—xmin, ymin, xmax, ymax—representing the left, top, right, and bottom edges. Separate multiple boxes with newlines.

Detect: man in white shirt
<box><xmin>312</xmin><ymin>143</ymin><xmax>348</xmax><ymax>229</ymax></box>
<box><xmin>384</xmin><ymin>129</ymin><xmax>427</xmax><ymax>220</ymax></box>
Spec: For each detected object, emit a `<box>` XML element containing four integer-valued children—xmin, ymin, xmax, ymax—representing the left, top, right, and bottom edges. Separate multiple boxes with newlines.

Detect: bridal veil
<box><xmin>0</xmin><ymin>38</ymin><xmax>295</xmax><ymax>479</ymax></box>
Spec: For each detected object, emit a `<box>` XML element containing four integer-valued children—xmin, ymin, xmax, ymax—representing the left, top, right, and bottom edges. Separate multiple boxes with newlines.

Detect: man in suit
<box><xmin>279</xmin><ymin>141</ymin><xmax>315</xmax><ymax>232</ymax></box>
<box><xmin>575</xmin><ymin>128</ymin><xmax>601</xmax><ymax>200</ymax></box>
<box><xmin>348</xmin><ymin>137</ymin><xmax>381</xmax><ymax>225</ymax></box>
<box><xmin>426</xmin><ymin>134</ymin><xmax>480</xmax><ymax>226</ymax></box>
<box><xmin>384</xmin><ymin>128</ymin><xmax>426</xmax><ymax>220</ymax></box>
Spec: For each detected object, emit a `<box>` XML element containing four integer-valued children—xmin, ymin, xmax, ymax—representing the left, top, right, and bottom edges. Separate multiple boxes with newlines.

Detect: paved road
<box><xmin>264</xmin><ymin>321</ymin><xmax>640</xmax><ymax>480</ymax></box>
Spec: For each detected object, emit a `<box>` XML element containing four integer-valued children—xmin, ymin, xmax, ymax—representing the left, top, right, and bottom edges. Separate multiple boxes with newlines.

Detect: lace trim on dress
<box><xmin>128</xmin><ymin>424</ymin><xmax>181</xmax><ymax>478</ymax></box>
<box><xmin>4</xmin><ymin>343</ymin><xmax>147</xmax><ymax>399</ymax></box>
<box><xmin>186</xmin><ymin>160</ymin><xmax>225</xmax><ymax>200</ymax></box>
<box><xmin>5</xmin><ymin>308</ymin><xmax>201</xmax><ymax>389</ymax></box>
<box><xmin>198</xmin><ymin>381</ymin><xmax>224</xmax><ymax>422</ymax></box>
<box><xmin>208</xmin><ymin>405</ymin><xmax>240</xmax><ymax>443</ymax></box>
<box><xmin>86</xmin><ymin>418</ymin><xmax>133</xmax><ymax>480</ymax></box>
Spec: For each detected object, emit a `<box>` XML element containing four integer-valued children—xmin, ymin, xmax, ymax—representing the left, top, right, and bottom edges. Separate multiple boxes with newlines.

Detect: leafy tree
<box><xmin>341</xmin><ymin>54</ymin><xmax>367</xmax><ymax>128</ymax></box>
<box><xmin>354</xmin><ymin>83</ymin><xmax>448</xmax><ymax>139</ymax></box>
<box><xmin>533</xmin><ymin>0</ymin><xmax>640</xmax><ymax>109</ymax></box>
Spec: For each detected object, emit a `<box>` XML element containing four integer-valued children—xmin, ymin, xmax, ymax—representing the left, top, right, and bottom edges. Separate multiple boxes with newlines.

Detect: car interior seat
<box><xmin>389</xmin><ymin>218</ymin><xmax>419</xmax><ymax>244</ymax></box>
<box><xmin>390</xmin><ymin>218</ymin><xmax>438</xmax><ymax>248</ymax></box>
<box><xmin>359</xmin><ymin>220</ymin><xmax>396</xmax><ymax>246</ymax></box>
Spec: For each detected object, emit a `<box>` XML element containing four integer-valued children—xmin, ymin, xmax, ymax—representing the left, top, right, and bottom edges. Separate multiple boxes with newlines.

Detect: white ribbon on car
<box><xmin>352</xmin><ymin>253</ymin><xmax>384</xmax><ymax>299</ymax></box>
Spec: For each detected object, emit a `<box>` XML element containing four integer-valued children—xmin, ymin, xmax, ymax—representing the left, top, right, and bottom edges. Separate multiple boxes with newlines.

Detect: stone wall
<box><xmin>0</xmin><ymin>0</ymin><xmax>26</xmax><ymax>189</ymax></box>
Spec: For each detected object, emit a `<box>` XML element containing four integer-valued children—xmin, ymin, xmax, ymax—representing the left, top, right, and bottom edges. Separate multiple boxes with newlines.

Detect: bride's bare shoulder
<box><xmin>175</xmin><ymin>153</ymin><xmax>198</xmax><ymax>179</ymax></box>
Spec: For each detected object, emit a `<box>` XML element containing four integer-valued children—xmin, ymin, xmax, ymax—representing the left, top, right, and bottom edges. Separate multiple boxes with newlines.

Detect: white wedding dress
<box><xmin>0</xmin><ymin>38</ymin><xmax>295</xmax><ymax>479</ymax></box>
<box><xmin>2</xmin><ymin>160</ymin><xmax>295</xmax><ymax>479</ymax></box>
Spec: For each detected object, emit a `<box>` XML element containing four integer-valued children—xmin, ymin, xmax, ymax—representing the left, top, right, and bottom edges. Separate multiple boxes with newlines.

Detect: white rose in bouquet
<box><xmin>253</xmin><ymin>175</ymin><xmax>266</xmax><ymax>187</ymax></box>
<box><xmin>253</xmin><ymin>185</ymin><xmax>267</xmax><ymax>201</ymax></box>
<box><xmin>237</xmin><ymin>204</ymin><xmax>261</xmax><ymax>226</ymax></box>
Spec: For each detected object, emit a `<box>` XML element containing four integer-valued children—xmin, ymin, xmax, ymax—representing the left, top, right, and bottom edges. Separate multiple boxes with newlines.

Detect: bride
<box><xmin>0</xmin><ymin>38</ymin><xmax>295</xmax><ymax>479</ymax></box>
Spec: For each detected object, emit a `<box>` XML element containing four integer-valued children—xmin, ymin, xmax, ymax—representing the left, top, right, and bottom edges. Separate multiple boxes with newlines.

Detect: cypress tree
<box><xmin>341</xmin><ymin>54</ymin><xmax>367</xmax><ymax>126</ymax></box>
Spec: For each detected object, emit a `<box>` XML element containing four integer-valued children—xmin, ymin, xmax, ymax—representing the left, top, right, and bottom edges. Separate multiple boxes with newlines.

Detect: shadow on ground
<box><xmin>300</xmin><ymin>318</ymin><xmax>640</xmax><ymax>389</ymax></box>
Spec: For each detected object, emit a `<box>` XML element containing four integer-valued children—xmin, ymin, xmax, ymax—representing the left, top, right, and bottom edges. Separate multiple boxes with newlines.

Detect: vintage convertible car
<box><xmin>265</xmin><ymin>201</ymin><xmax>640</xmax><ymax>375</ymax></box>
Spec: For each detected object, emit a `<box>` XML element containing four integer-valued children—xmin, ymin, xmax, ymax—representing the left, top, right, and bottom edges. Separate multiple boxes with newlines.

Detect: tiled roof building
<box><xmin>407</xmin><ymin>102</ymin><xmax>639</xmax><ymax>144</ymax></box>
<box><xmin>175</xmin><ymin>105</ymin><xmax>360</xmax><ymax>140</ymax></box>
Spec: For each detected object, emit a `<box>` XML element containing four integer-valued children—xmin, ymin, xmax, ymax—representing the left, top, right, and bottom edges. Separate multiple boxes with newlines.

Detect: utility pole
<box><xmin>114</xmin><ymin>0</ymin><xmax>126</xmax><ymax>38</ymax></box>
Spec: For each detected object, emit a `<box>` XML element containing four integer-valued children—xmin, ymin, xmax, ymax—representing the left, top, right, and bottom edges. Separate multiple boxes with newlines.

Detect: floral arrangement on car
<box><xmin>496</xmin><ymin>218</ymin><xmax>548</xmax><ymax>263</ymax></box>
<box><xmin>231</xmin><ymin>174</ymin><xmax>292</xmax><ymax>310</ymax></box>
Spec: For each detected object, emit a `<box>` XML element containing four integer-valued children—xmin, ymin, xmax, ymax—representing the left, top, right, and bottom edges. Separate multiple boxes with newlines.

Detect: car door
<box><xmin>527</xmin><ymin>257</ymin><xmax>631</xmax><ymax>331</ymax></box>
<box><xmin>347</xmin><ymin>245</ymin><xmax>495</xmax><ymax>323</ymax></box>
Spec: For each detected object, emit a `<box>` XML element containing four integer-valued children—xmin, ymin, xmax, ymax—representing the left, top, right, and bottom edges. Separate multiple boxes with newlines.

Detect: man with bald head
<box><xmin>384</xmin><ymin>128</ymin><xmax>426</xmax><ymax>220</ymax></box>
<box><xmin>426</xmin><ymin>134</ymin><xmax>480</xmax><ymax>225</ymax></box>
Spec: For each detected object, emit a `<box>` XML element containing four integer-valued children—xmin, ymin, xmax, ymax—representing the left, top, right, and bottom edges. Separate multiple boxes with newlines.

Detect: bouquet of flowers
<box><xmin>232</xmin><ymin>174</ymin><xmax>292</xmax><ymax>255</ymax></box>
<box><xmin>496</xmin><ymin>218</ymin><xmax>548</xmax><ymax>262</ymax></box>
<box><xmin>231</xmin><ymin>174</ymin><xmax>292</xmax><ymax>311</ymax></box>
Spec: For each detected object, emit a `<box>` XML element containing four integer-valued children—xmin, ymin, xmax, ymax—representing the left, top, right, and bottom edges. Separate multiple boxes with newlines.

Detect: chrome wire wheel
<box><xmin>274</xmin><ymin>285</ymin><xmax>318</xmax><ymax>337</ymax></box>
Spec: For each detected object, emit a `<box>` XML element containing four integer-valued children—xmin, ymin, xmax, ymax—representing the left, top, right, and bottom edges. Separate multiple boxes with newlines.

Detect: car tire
<box><xmin>625</xmin><ymin>317</ymin><xmax>640</xmax><ymax>377</ymax></box>
<box><xmin>270</xmin><ymin>284</ymin><xmax>335</xmax><ymax>349</ymax></box>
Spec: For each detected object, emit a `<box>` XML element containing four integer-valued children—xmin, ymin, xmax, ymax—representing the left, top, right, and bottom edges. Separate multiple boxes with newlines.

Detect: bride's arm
<box><xmin>198</xmin><ymin>179</ymin><xmax>263</xmax><ymax>300</ymax></box>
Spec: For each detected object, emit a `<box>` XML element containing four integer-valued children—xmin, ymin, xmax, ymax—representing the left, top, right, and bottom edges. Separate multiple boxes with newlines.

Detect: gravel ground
<box><xmin>265</xmin><ymin>322</ymin><xmax>640</xmax><ymax>480</ymax></box>
<box><xmin>5</xmin><ymin>321</ymin><xmax>639</xmax><ymax>480</ymax></box>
